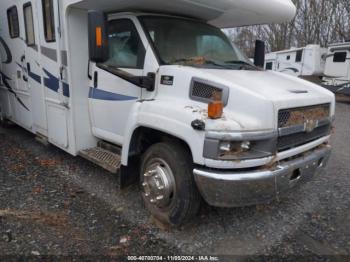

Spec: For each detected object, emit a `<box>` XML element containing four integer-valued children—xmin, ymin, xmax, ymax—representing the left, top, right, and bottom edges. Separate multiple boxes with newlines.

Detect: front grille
<box><xmin>191</xmin><ymin>81</ymin><xmax>223</xmax><ymax>102</ymax></box>
<box><xmin>278</xmin><ymin>124</ymin><xmax>331</xmax><ymax>151</ymax></box>
<box><xmin>278</xmin><ymin>104</ymin><xmax>330</xmax><ymax>128</ymax></box>
<box><xmin>277</xmin><ymin>104</ymin><xmax>331</xmax><ymax>151</ymax></box>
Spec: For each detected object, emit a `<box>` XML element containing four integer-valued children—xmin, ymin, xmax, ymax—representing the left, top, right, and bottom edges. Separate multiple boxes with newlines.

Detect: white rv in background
<box><xmin>265</xmin><ymin>45</ymin><xmax>327</xmax><ymax>83</ymax></box>
<box><xmin>323</xmin><ymin>42</ymin><xmax>350</xmax><ymax>90</ymax></box>
<box><xmin>0</xmin><ymin>0</ymin><xmax>335</xmax><ymax>226</ymax></box>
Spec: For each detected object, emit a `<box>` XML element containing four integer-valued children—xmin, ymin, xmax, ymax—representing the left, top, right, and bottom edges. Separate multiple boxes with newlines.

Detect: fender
<box><xmin>121</xmin><ymin>100</ymin><xmax>207</xmax><ymax>166</ymax></box>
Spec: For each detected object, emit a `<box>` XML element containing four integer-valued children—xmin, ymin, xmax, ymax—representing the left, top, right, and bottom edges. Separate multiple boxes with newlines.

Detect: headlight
<box><xmin>219</xmin><ymin>141</ymin><xmax>251</xmax><ymax>153</ymax></box>
<box><xmin>204</xmin><ymin>131</ymin><xmax>277</xmax><ymax>160</ymax></box>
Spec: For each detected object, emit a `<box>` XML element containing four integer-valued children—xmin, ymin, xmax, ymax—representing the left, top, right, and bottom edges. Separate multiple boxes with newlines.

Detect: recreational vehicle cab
<box><xmin>0</xmin><ymin>0</ymin><xmax>335</xmax><ymax>226</ymax></box>
<box><xmin>265</xmin><ymin>45</ymin><xmax>328</xmax><ymax>83</ymax></box>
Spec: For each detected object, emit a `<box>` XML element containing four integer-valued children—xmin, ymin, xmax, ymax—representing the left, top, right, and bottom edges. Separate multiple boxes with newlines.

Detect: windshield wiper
<box><xmin>225</xmin><ymin>60</ymin><xmax>259</xmax><ymax>70</ymax></box>
<box><xmin>171</xmin><ymin>58</ymin><xmax>232</xmax><ymax>69</ymax></box>
<box><xmin>203</xmin><ymin>60</ymin><xmax>234</xmax><ymax>69</ymax></box>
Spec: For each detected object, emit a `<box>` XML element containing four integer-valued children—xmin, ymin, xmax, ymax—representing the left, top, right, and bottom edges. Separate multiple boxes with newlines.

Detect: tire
<box><xmin>140</xmin><ymin>141</ymin><xmax>201</xmax><ymax>226</ymax></box>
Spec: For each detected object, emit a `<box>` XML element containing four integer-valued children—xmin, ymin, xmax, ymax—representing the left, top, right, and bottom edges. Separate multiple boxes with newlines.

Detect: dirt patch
<box><xmin>0</xmin><ymin>209</ymin><xmax>69</xmax><ymax>228</ymax></box>
<box><xmin>36</xmin><ymin>159</ymin><xmax>61</xmax><ymax>168</ymax></box>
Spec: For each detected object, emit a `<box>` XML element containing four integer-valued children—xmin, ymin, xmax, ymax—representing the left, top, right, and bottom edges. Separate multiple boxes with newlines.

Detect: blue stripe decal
<box><xmin>43</xmin><ymin>68</ymin><xmax>59</xmax><ymax>93</ymax></box>
<box><xmin>16</xmin><ymin>62</ymin><xmax>27</xmax><ymax>72</ymax></box>
<box><xmin>15</xmin><ymin>62</ymin><xmax>42</xmax><ymax>84</ymax></box>
<box><xmin>43</xmin><ymin>68</ymin><xmax>70</xmax><ymax>98</ymax></box>
<box><xmin>0</xmin><ymin>37</ymin><xmax>12</xmax><ymax>64</ymax></box>
<box><xmin>7</xmin><ymin>64</ymin><xmax>70</xmax><ymax>99</ymax></box>
<box><xmin>89</xmin><ymin>87</ymin><xmax>138</xmax><ymax>101</ymax></box>
<box><xmin>28</xmin><ymin>71</ymin><xmax>42</xmax><ymax>84</ymax></box>
<box><xmin>63</xmin><ymin>82</ymin><xmax>70</xmax><ymax>97</ymax></box>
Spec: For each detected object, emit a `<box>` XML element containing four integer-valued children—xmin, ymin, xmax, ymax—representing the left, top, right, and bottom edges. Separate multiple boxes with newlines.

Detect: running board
<box><xmin>79</xmin><ymin>147</ymin><xmax>121</xmax><ymax>173</ymax></box>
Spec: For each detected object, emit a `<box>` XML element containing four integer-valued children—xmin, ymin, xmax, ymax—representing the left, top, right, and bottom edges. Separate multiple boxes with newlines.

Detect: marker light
<box><xmin>96</xmin><ymin>27</ymin><xmax>102</xmax><ymax>47</ymax></box>
<box><xmin>208</xmin><ymin>101</ymin><xmax>223</xmax><ymax>119</ymax></box>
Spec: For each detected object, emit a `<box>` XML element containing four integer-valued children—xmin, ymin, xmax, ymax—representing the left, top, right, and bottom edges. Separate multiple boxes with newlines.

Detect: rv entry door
<box><xmin>39</xmin><ymin>0</ymin><xmax>69</xmax><ymax>149</ymax></box>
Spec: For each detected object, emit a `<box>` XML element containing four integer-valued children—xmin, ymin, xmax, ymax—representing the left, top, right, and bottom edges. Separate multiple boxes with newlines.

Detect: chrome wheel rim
<box><xmin>142</xmin><ymin>158</ymin><xmax>176</xmax><ymax>209</ymax></box>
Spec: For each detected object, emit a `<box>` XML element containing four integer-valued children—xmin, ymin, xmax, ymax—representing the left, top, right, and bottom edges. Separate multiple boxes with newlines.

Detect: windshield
<box><xmin>139</xmin><ymin>16</ymin><xmax>255</xmax><ymax>70</ymax></box>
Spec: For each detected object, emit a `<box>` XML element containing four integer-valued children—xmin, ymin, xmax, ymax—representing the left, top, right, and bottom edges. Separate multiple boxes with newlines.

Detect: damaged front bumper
<box><xmin>193</xmin><ymin>145</ymin><xmax>331</xmax><ymax>207</ymax></box>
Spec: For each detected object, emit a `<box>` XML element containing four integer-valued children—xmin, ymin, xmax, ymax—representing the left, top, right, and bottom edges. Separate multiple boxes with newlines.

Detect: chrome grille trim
<box><xmin>278</xmin><ymin>117</ymin><xmax>332</xmax><ymax>137</ymax></box>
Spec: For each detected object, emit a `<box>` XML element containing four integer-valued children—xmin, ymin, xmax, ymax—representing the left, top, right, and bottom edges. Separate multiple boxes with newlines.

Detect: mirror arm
<box><xmin>141</xmin><ymin>73</ymin><xmax>156</xmax><ymax>92</ymax></box>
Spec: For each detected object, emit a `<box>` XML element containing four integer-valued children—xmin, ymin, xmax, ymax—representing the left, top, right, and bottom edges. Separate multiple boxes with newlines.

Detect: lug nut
<box><xmin>142</xmin><ymin>182</ymin><xmax>147</xmax><ymax>187</ymax></box>
<box><xmin>150</xmin><ymin>199</ymin><xmax>156</xmax><ymax>203</ymax></box>
<box><xmin>156</xmin><ymin>195</ymin><xmax>164</xmax><ymax>200</ymax></box>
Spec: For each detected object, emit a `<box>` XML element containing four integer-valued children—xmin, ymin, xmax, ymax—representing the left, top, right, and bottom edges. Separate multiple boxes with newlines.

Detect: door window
<box><xmin>333</xmin><ymin>52</ymin><xmax>347</xmax><ymax>63</ymax></box>
<box><xmin>295</xmin><ymin>50</ymin><xmax>303</xmax><ymax>62</ymax></box>
<box><xmin>23</xmin><ymin>3</ymin><xmax>36</xmax><ymax>46</ymax></box>
<box><xmin>103</xmin><ymin>19</ymin><xmax>145</xmax><ymax>69</ymax></box>
<box><xmin>7</xmin><ymin>6</ymin><xmax>20</xmax><ymax>38</ymax></box>
<box><xmin>42</xmin><ymin>0</ymin><xmax>56</xmax><ymax>42</ymax></box>
<box><xmin>265</xmin><ymin>62</ymin><xmax>273</xmax><ymax>70</ymax></box>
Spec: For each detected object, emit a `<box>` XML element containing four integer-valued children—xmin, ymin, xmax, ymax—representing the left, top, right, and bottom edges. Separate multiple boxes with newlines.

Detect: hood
<box><xmin>199</xmin><ymin>69</ymin><xmax>334</xmax><ymax>109</ymax></box>
<box><xmin>157</xmin><ymin>65</ymin><xmax>335</xmax><ymax>131</ymax></box>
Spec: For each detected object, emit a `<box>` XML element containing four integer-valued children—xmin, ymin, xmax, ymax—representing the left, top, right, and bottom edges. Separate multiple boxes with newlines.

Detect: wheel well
<box><xmin>128</xmin><ymin>127</ymin><xmax>193</xmax><ymax>160</ymax></box>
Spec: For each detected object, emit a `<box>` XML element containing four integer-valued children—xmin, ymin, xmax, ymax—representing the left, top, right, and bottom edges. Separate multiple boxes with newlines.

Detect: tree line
<box><xmin>226</xmin><ymin>0</ymin><xmax>350</xmax><ymax>57</ymax></box>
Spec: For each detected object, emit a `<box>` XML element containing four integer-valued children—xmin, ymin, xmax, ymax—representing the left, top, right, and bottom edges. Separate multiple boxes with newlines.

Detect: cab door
<box><xmin>88</xmin><ymin>18</ymin><xmax>147</xmax><ymax>145</ymax></box>
<box><xmin>22</xmin><ymin>0</ymin><xmax>47</xmax><ymax>135</ymax></box>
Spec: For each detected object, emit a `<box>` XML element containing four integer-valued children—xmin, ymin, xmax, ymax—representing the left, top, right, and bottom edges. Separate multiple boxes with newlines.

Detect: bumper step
<box><xmin>79</xmin><ymin>147</ymin><xmax>121</xmax><ymax>173</ymax></box>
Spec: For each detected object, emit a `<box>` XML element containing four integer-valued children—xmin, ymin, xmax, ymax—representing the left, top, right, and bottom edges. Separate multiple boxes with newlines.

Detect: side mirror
<box><xmin>254</xmin><ymin>40</ymin><xmax>265</xmax><ymax>68</ymax></box>
<box><xmin>88</xmin><ymin>11</ymin><xmax>109</xmax><ymax>63</ymax></box>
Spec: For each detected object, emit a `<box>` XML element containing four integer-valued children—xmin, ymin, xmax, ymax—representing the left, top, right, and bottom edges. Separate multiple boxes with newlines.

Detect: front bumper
<box><xmin>194</xmin><ymin>145</ymin><xmax>331</xmax><ymax>207</ymax></box>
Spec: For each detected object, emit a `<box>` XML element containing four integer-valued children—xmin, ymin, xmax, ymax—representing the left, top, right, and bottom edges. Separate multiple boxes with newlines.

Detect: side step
<box><xmin>79</xmin><ymin>147</ymin><xmax>121</xmax><ymax>173</ymax></box>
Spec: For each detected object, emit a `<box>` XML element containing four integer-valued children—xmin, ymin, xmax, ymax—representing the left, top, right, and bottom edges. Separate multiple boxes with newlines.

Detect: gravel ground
<box><xmin>0</xmin><ymin>103</ymin><xmax>349</xmax><ymax>259</ymax></box>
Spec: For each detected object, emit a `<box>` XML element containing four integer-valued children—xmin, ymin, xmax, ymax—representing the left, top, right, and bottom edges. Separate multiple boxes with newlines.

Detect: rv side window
<box><xmin>333</xmin><ymin>52</ymin><xmax>347</xmax><ymax>63</ymax></box>
<box><xmin>286</xmin><ymin>55</ymin><xmax>290</xmax><ymax>60</ymax></box>
<box><xmin>42</xmin><ymin>0</ymin><xmax>56</xmax><ymax>42</ymax></box>
<box><xmin>7</xmin><ymin>6</ymin><xmax>20</xmax><ymax>38</ymax></box>
<box><xmin>295</xmin><ymin>50</ymin><xmax>303</xmax><ymax>62</ymax></box>
<box><xmin>266</xmin><ymin>62</ymin><xmax>273</xmax><ymax>70</ymax></box>
<box><xmin>23</xmin><ymin>3</ymin><xmax>36</xmax><ymax>46</ymax></box>
<box><xmin>103</xmin><ymin>19</ymin><xmax>145</xmax><ymax>69</ymax></box>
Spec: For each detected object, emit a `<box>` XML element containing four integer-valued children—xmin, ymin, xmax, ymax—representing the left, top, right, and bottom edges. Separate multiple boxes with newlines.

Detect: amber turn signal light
<box><xmin>96</xmin><ymin>27</ymin><xmax>103</xmax><ymax>47</ymax></box>
<box><xmin>208</xmin><ymin>101</ymin><xmax>223</xmax><ymax>119</ymax></box>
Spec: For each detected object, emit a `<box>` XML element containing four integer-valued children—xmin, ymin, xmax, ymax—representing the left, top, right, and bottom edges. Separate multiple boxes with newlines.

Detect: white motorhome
<box><xmin>265</xmin><ymin>45</ymin><xmax>328</xmax><ymax>83</ymax></box>
<box><xmin>0</xmin><ymin>0</ymin><xmax>335</xmax><ymax>226</ymax></box>
<box><xmin>323</xmin><ymin>42</ymin><xmax>350</xmax><ymax>90</ymax></box>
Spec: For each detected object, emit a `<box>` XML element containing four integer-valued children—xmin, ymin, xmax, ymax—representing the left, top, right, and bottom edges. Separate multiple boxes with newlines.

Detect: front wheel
<box><xmin>140</xmin><ymin>141</ymin><xmax>201</xmax><ymax>226</ymax></box>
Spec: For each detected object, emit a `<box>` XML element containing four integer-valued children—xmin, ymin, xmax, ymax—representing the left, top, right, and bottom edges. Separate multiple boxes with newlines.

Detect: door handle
<box><xmin>93</xmin><ymin>71</ymin><xmax>98</xmax><ymax>88</ymax></box>
<box><xmin>21</xmin><ymin>55</ymin><xmax>25</xmax><ymax>62</ymax></box>
<box><xmin>60</xmin><ymin>66</ymin><xmax>64</xmax><ymax>80</ymax></box>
